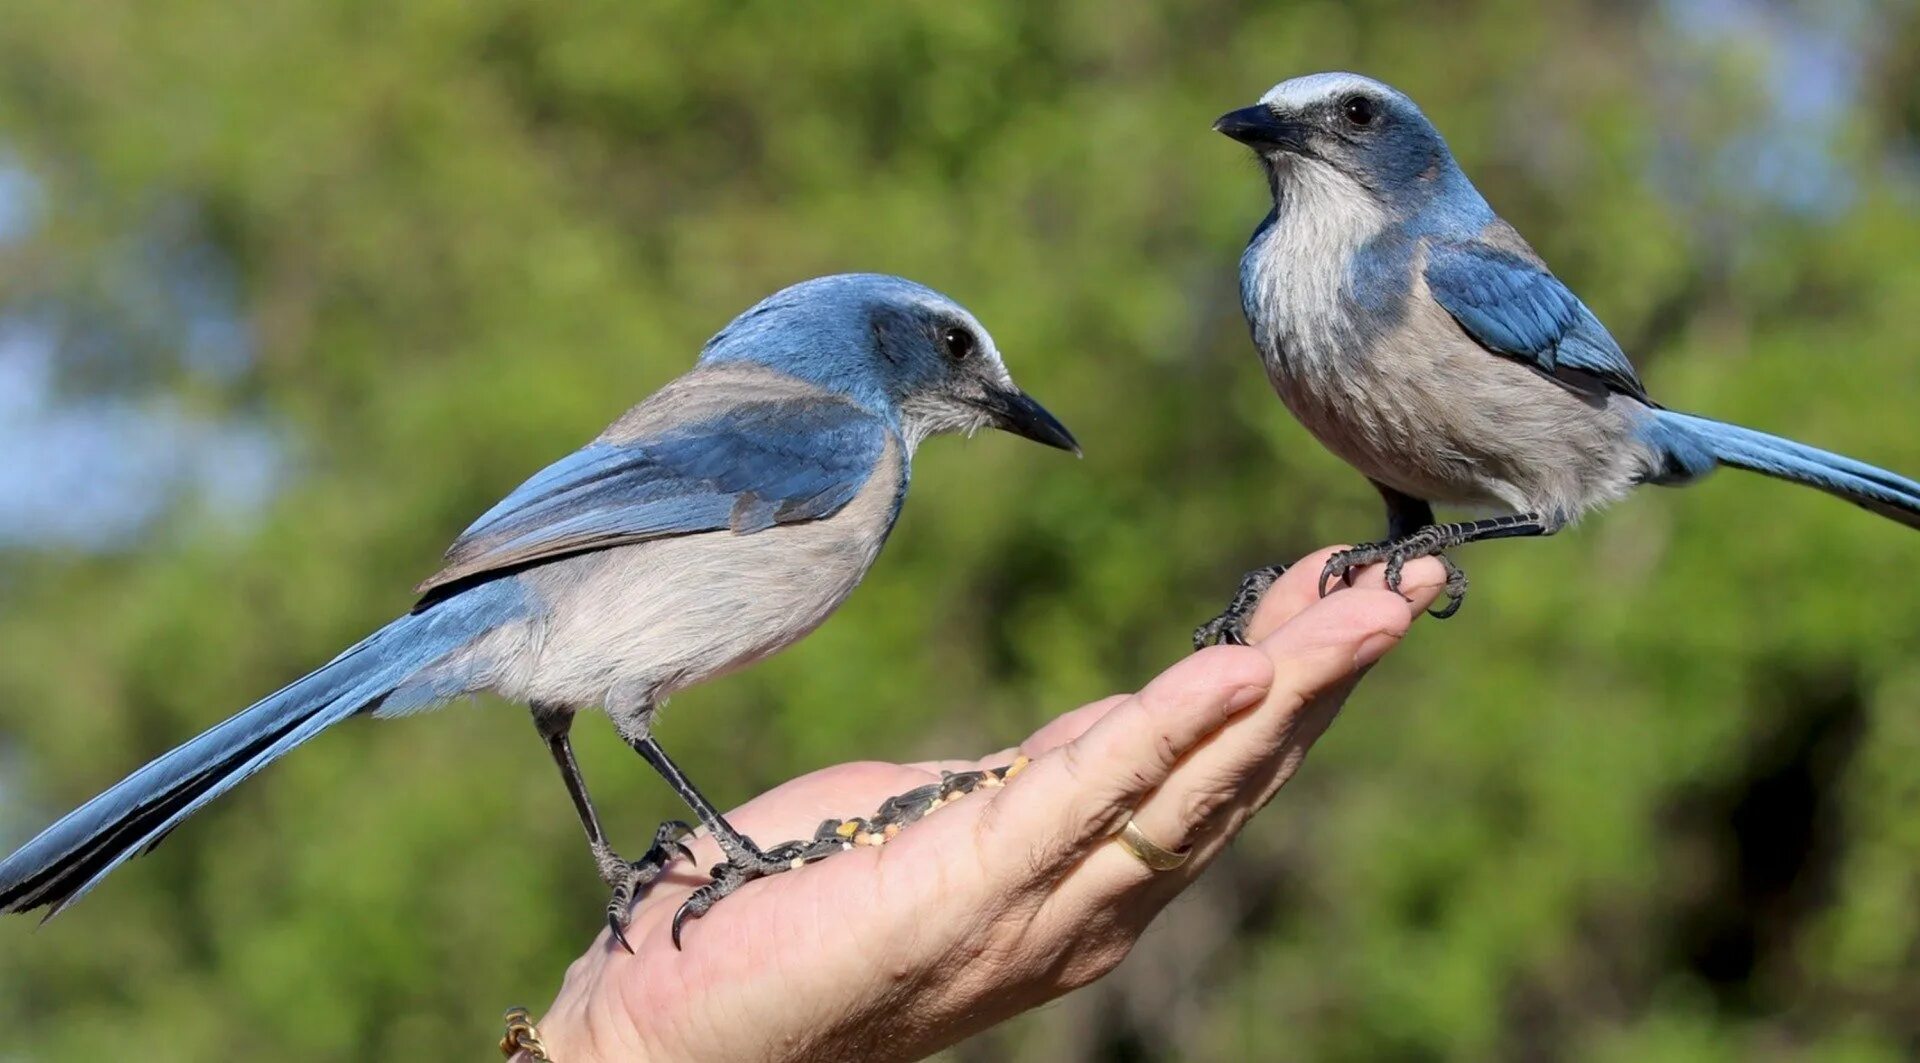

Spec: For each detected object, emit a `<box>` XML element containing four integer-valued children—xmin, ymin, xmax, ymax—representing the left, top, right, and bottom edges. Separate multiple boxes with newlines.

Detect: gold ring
<box><xmin>1113</xmin><ymin>819</ymin><xmax>1190</xmax><ymax>871</ymax></box>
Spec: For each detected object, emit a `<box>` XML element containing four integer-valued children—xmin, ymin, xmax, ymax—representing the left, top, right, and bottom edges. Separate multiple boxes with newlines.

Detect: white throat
<box><xmin>896</xmin><ymin>395</ymin><xmax>989</xmax><ymax>454</ymax></box>
<box><xmin>1242</xmin><ymin>158</ymin><xmax>1390</xmax><ymax>374</ymax></box>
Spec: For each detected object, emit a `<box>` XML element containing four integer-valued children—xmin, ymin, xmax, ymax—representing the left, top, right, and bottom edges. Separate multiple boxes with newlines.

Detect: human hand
<box><xmin>524</xmin><ymin>548</ymin><xmax>1445</xmax><ymax>1062</ymax></box>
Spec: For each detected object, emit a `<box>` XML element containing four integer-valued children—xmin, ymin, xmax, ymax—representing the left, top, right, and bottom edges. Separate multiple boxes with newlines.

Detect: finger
<box><xmin>962</xmin><ymin>553</ymin><xmax>1441</xmax><ymax>776</ymax></box>
<box><xmin>917</xmin><ymin>696</ymin><xmax>1130</xmax><ymax>778</ymax></box>
<box><xmin>1240</xmin><ymin>545</ymin><xmax>1353</xmax><ymax>644</ymax></box>
<box><xmin>975</xmin><ymin>645</ymin><xmax>1275</xmax><ymax>875</ymax></box>
<box><xmin>1244</xmin><ymin>546</ymin><xmax>1452</xmax><ymax>645</ymax></box>
<box><xmin>1341</xmin><ymin>554</ymin><xmax>1447</xmax><ymax>604</ymax></box>
<box><xmin>1018</xmin><ymin>696</ymin><xmax>1130</xmax><ymax>759</ymax></box>
<box><xmin>1075</xmin><ymin>578</ymin><xmax>1440</xmax><ymax>900</ymax></box>
<box><xmin>1187</xmin><ymin>560</ymin><xmax>1444</xmax><ymax>804</ymax></box>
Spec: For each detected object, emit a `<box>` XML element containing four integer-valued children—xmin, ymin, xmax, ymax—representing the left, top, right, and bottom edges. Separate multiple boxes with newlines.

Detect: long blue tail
<box><xmin>0</xmin><ymin>583</ymin><xmax>518</xmax><ymax>919</ymax></box>
<box><xmin>1648</xmin><ymin>410</ymin><xmax>1920</xmax><ymax>529</ymax></box>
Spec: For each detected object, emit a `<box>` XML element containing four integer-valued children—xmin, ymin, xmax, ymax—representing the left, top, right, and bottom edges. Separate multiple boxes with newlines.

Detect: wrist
<box><xmin>516</xmin><ymin>971</ymin><xmax>649</xmax><ymax>1063</ymax></box>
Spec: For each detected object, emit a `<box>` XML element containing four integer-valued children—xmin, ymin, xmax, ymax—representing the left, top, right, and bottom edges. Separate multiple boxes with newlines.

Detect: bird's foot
<box><xmin>669</xmin><ymin>833</ymin><xmax>842</xmax><ymax>950</ymax></box>
<box><xmin>600</xmin><ymin>820</ymin><xmax>695</xmax><ymax>953</ymax></box>
<box><xmin>667</xmin><ymin>758</ymin><xmax>1032</xmax><ymax>949</ymax></box>
<box><xmin>1320</xmin><ymin>536</ymin><xmax>1469</xmax><ymax>619</ymax></box>
<box><xmin>1193</xmin><ymin>564</ymin><xmax>1289</xmax><ymax>649</ymax></box>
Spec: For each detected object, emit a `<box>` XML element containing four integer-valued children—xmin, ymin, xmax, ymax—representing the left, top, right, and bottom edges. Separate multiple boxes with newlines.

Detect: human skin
<box><xmin>522</xmin><ymin>548</ymin><xmax>1445</xmax><ymax>1061</ymax></box>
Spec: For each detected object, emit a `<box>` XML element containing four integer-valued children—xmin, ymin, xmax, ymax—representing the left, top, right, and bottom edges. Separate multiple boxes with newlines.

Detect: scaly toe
<box><xmin>1320</xmin><ymin>552</ymin><xmax>1365</xmax><ymax>597</ymax></box>
<box><xmin>1416</xmin><ymin>553</ymin><xmax>1469</xmax><ymax>619</ymax></box>
<box><xmin>648</xmin><ymin>820</ymin><xmax>696</xmax><ymax>865</ymax></box>
<box><xmin>1193</xmin><ymin>608</ymin><xmax>1249</xmax><ymax>649</ymax></box>
<box><xmin>671</xmin><ymin>863</ymin><xmax>748</xmax><ymax>951</ymax></box>
<box><xmin>1197</xmin><ymin>565</ymin><xmax>1286</xmax><ymax>649</ymax></box>
<box><xmin>606</xmin><ymin>893</ymin><xmax>635</xmax><ymax>954</ymax></box>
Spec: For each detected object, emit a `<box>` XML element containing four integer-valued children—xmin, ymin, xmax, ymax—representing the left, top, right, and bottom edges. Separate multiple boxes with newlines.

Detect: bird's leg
<box><xmin>1364</xmin><ymin>483</ymin><xmax>1469</xmax><ymax>618</ymax></box>
<box><xmin>620</xmin><ymin>730</ymin><xmax>835</xmax><ymax>948</ymax></box>
<box><xmin>1193</xmin><ymin>564</ymin><xmax>1289</xmax><ymax>649</ymax></box>
<box><xmin>1319</xmin><ymin>511</ymin><xmax>1560</xmax><ymax>618</ymax></box>
<box><xmin>1375</xmin><ymin>481</ymin><xmax>1435</xmax><ymax>540</ymax></box>
<box><xmin>531</xmin><ymin>706</ymin><xmax>693</xmax><ymax>953</ymax></box>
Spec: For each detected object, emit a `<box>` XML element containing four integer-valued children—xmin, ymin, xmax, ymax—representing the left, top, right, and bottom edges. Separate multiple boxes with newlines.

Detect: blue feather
<box><xmin>1425</xmin><ymin>242</ymin><xmax>1649</xmax><ymax>401</ymax></box>
<box><xmin>1645</xmin><ymin>411</ymin><xmax>1920</xmax><ymax>528</ymax></box>
<box><xmin>0</xmin><ymin>578</ymin><xmax>529</xmax><ymax>916</ymax></box>
<box><xmin>419</xmin><ymin>396</ymin><xmax>891</xmax><ymax>594</ymax></box>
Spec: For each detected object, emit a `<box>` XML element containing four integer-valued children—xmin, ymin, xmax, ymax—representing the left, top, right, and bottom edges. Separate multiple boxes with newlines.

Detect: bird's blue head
<box><xmin>1215</xmin><ymin>73</ymin><xmax>1481</xmax><ymax>222</ymax></box>
<box><xmin>698</xmin><ymin>273</ymin><xmax>1078</xmax><ymax>454</ymax></box>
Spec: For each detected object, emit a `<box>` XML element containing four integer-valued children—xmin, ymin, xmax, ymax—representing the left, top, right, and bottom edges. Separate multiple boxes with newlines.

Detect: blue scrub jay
<box><xmin>1197</xmin><ymin>72</ymin><xmax>1920</xmax><ymax>644</ymax></box>
<box><xmin>0</xmin><ymin>274</ymin><xmax>1077</xmax><ymax>948</ymax></box>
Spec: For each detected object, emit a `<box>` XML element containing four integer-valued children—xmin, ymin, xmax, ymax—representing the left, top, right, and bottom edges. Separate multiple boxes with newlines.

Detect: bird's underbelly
<box><xmin>470</xmin><ymin>447</ymin><xmax>906</xmax><ymax>718</ymax></box>
<box><xmin>491</xmin><ymin>517</ymin><xmax>891</xmax><ymax>716</ymax></box>
<box><xmin>1264</xmin><ymin>331</ymin><xmax>1655</xmax><ymax>518</ymax></box>
<box><xmin>1270</xmin><ymin>364</ymin><xmax>1499</xmax><ymax>505</ymax></box>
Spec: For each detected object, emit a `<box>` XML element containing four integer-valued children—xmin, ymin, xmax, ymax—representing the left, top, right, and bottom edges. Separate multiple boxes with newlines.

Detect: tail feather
<box><xmin>0</xmin><ymin>582</ymin><xmax>518</xmax><ymax>918</ymax></box>
<box><xmin>1650</xmin><ymin>410</ymin><xmax>1920</xmax><ymax>530</ymax></box>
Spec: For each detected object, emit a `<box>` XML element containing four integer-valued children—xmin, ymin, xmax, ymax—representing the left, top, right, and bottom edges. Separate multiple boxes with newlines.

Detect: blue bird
<box><xmin>1196</xmin><ymin>72</ymin><xmax>1920</xmax><ymax>645</ymax></box>
<box><xmin>0</xmin><ymin>273</ymin><xmax>1077</xmax><ymax>947</ymax></box>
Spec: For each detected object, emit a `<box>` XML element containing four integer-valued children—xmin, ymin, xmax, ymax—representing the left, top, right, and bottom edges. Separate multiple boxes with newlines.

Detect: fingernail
<box><xmin>1353</xmin><ymin>629</ymin><xmax>1402</xmax><ymax>668</ymax></box>
<box><xmin>1224</xmin><ymin>683</ymin><xmax>1267</xmax><ymax>714</ymax></box>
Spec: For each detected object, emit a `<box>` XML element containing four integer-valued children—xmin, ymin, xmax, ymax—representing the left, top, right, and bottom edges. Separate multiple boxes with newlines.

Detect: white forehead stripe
<box><xmin>1259</xmin><ymin>72</ymin><xmax>1396</xmax><ymax>111</ymax></box>
<box><xmin>911</xmin><ymin>295</ymin><xmax>1005</xmax><ymax>369</ymax></box>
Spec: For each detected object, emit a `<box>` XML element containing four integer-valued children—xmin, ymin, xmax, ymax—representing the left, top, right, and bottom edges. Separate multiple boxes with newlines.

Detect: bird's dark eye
<box><xmin>941</xmin><ymin>327</ymin><xmax>976</xmax><ymax>360</ymax></box>
<box><xmin>1341</xmin><ymin>94</ymin><xmax>1376</xmax><ymax>127</ymax></box>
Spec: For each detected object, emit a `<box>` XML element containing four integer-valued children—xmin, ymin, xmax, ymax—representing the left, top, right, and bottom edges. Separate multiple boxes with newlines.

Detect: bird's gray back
<box><xmin>599</xmin><ymin>362</ymin><xmax>843</xmax><ymax>442</ymax></box>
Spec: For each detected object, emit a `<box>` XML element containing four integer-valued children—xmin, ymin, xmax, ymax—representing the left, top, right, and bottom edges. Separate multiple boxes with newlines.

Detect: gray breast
<box><xmin>1246</xmin><ymin>214</ymin><xmax>1662</xmax><ymax>518</ymax></box>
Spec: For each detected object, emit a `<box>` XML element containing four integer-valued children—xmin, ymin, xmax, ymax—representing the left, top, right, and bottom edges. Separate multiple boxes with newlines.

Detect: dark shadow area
<box><xmin>1665</xmin><ymin>665</ymin><xmax>1865</xmax><ymax>1015</ymax></box>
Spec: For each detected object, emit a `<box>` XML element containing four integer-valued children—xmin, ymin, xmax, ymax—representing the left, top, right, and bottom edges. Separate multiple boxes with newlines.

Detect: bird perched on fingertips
<box><xmin>0</xmin><ymin>273</ymin><xmax>1078</xmax><ymax>949</ymax></box>
<box><xmin>1196</xmin><ymin>72</ymin><xmax>1920</xmax><ymax>646</ymax></box>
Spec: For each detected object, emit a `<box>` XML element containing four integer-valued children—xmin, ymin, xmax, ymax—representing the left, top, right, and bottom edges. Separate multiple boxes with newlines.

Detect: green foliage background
<box><xmin>2</xmin><ymin>1</ymin><xmax>1919</xmax><ymax>1059</ymax></box>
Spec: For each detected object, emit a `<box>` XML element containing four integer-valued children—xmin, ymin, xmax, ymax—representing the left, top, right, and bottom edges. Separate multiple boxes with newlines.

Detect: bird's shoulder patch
<box><xmin>415</xmin><ymin>387</ymin><xmax>895</xmax><ymax>601</ymax></box>
<box><xmin>1424</xmin><ymin>237</ymin><xmax>1649</xmax><ymax>402</ymax></box>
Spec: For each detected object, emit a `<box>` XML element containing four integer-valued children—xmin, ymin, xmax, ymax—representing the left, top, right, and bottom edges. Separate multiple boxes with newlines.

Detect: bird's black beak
<box><xmin>975</xmin><ymin>384</ymin><xmax>1080</xmax><ymax>455</ymax></box>
<box><xmin>1213</xmin><ymin>105</ymin><xmax>1308</xmax><ymax>153</ymax></box>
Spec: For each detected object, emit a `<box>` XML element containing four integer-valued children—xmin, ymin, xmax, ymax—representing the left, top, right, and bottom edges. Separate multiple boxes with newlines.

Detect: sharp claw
<box><xmin>648</xmin><ymin>821</ymin><xmax>696</xmax><ymax>865</ymax></box>
<box><xmin>608</xmin><ymin>910</ymin><xmax>634</xmax><ymax>954</ymax></box>
<box><xmin>1424</xmin><ymin>554</ymin><xmax>1469</xmax><ymax>619</ymax></box>
<box><xmin>1194</xmin><ymin>612</ymin><xmax>1236</xmax><ymax>650</ymax></box>
<box><xmin>1198</xmin><ymin>564</ymin><xmax>1286</xmax><ymax>651</ymax></box>
<box><xmin>670</xmin><ymin>903</ymin><xmax>691</xmax><ymax>951</ymax></box>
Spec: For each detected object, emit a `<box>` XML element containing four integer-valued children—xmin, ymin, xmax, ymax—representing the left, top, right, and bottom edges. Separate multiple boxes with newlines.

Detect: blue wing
<box><xmin>1425</xmin><ymin>241</ymin><xmax>1649</xmax><ymax>402</ymax></box>
<box><xmin>416</xmin><ymin>395</ymin><xmax>892</xmax><ymax>596</ymax></box>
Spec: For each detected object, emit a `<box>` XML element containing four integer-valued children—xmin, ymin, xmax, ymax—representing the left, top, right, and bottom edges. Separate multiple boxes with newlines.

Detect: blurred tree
<box><xmin>0</xmin><ymin>1</ymin><xmax>1916</xmax><ymax>1059</ymax></box>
